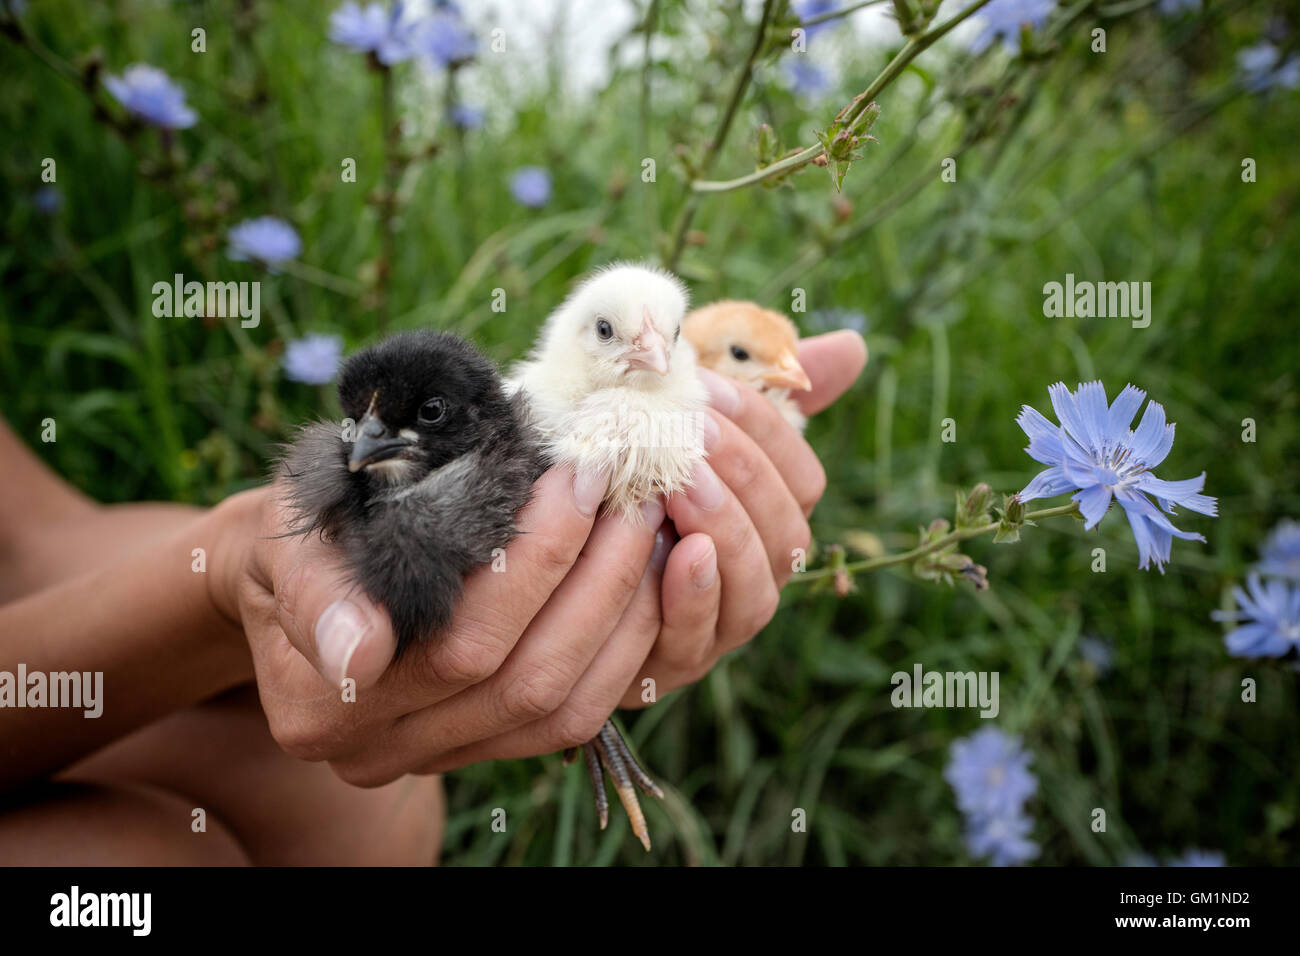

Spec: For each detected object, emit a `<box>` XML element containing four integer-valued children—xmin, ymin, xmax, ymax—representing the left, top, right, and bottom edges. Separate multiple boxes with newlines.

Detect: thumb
<box><xmin>796</xmin><ymin>329</ymin><xmax>868</xmax><ymax>416</ymax></box>
<box><xmin>270</xmin><ymin>536</ymin><xmax>399</xmax><ymax>691</ymax></box>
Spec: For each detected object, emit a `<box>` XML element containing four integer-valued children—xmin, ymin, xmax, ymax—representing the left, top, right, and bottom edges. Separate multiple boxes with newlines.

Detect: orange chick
<box><xmin>683</xmin><ymin>300</ymin><xmax>813</xmax><ymax>431</ymax></box>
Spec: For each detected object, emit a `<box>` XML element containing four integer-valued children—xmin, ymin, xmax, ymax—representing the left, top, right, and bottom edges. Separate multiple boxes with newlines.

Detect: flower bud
<box><xmin>994</xmin><ymin>494</ymin><xmax>1027</xmax><ymax>544</ymax></box>
<box><xmin>956</xmin><ymin>482</ymin><xmax>994</xmax><ymax>529</ymax></box>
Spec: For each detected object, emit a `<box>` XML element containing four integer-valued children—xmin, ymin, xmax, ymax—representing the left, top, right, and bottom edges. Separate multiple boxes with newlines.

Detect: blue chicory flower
<box><xmin>421</xmin><ymin>9</ymin><xmax>477</xmax><ymax>67</ymax></box>
<box><xmin>946</xmin><ymin>727</ymin><xmax>1039</xmax><ymax>866</ymax></box>
<box><xmin>33</xmin><ymin>186</ymin><xmax>63</xmax><ymax>216</ymax></box>
<box><xmin>510</xmin><ymin>167</ymin><xmax>552</xmax><ymax>208</ymax></box>
<box><xmin>227</xmin><ymin>216</ymin><xmax>302</xmax><ymax>272</ymax></box>
<box><xmin>1017</xmin><ymin>381</ymin><xmax>1217</xmax><ymax>572</ymax></box>
<box><xmin>969</xmin><ymin>0</ymin><xmax>1054</xmax><ymax>54</ymax></box>
<box><xmin>945</xmin><ymin>727</ymin><xmax>1038</xmax><ymax>819</ymax></box>
<box><xmin>329</xmin><ymin>1</ymin><xmax>422</xmax><ymax>64</ymax></box>
<box><xmin>283</xmin><ymin>334</ymin><xmax>344</xmax><ymax>385</ymax></box>
<box><xmin>1212</xmin><ymin>574</ymin><xmax>1300</xmax><ymax>658</ymax></box>
<box><xmin>1237</xmin><ymin>41</ymin><xmax>1300</xmax><ymax>93</ymax></box>
<box><xmin>785</xmin><ymin>58</ymin><xmax>831</xmax><ymax>98</ymax></box>
<box><xmin>1157</xmin><ymin>0</ymin><xmax>1199</xmax><ymax>15</ymax></box>
<box><xmin>450</xmin><ymin>103</ymin><xmax>485</xmax><ymax>129</ymax></box>
<box><xmin>104</xmin><ymin>64</ymin><xmax>197</xmax><ymax>129</ymax></box>
<box><xmin>1077</xmin><ymin>635</ymin><xmax>1114</xmax><ymax>675</ymax></box>
<box><xmin>1167</xmin><ymin>849</ymin><xmax>1226</xmax><ymax>867</ymax></box>
<box><xmin>795</xmin><ymin>0</ymin><xmax>840</xmax><ymax>40</ymax></box>
<box><xmin>963</xmin><ymin>811</ymin><xmax>1040</xmax><ymax>867</ymax></box>
<box><xmin>1257</xmin><ymin>519</ymin><xmax>1300</xmax><ymax>580</ymax></box>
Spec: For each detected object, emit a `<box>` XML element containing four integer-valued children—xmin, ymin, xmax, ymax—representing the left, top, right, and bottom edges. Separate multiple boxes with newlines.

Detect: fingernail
<box><xmin>686</xmin><ymin>461</ymin><xmax>725</xmax><ymax>511</ymax></box>
<box><xmin>698</xmin><ymin>367</ymin><xmax>740</xmax><ymax>417</ymax></box>
<box><xmin>316</xmin><ymin>600</ymin><xmax>367</xmax><ymax>687</ymax></box>
<box><xmin>638</xmin><ymin>494</ymin><xmax>665</xmax><ymax>529</ymax></box>
<box><xmin>648</xmin><ymin>527</ymin><xmax>674</xmax><ymax>576</ymax></box>
<box><xmin>573</xmin><ymin>467</ymin><xmax>608</xmax><ymax>517</ymax></box>
<box><xmin>699</xmin><ymin>411</ymin><xmax>722</xmax><ymax>452</ymax></box>
<box><xmin>690</xmin><ymin>544</ymin><xmax>717</xmax><ymax>589</ymax></box>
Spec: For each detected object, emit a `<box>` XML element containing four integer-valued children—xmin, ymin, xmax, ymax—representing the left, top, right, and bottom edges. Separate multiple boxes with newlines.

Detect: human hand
<box><xmin>619</xmin><ymin>329</ymin><xmax>868</xmax><ymax>707</ymax></box>
<box><xmin>217</xmin><ymin>464</ymin><xmax>667</xmax><ymax>785</ymax></box>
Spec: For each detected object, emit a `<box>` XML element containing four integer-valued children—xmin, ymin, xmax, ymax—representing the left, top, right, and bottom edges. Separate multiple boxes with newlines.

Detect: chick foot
<box><xmin>563</xmin><ymin>718</ymin><xmax>664</xmax><ymax>850</ymax></box>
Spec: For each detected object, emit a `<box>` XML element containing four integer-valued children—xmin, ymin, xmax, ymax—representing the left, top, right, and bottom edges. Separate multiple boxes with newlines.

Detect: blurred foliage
<box><xmin>2</xmin><ymin>0</ymin><xmax>1298</xmax><ymax>866</ymax></box>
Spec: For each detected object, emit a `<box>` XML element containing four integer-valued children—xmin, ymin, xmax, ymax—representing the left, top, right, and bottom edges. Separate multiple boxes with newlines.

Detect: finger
<box><xmin>795</xmin><ymin>330</ymin><xmax>868</xmax><ymax>416</ymax></box>
<box><xmin>620</xmin><ymin>531</ymin><xmax>720</xmax><ymax>707</ymax></box>
<box><xmin>666</xmin><ymin>460</ymin><xmax>778</xmax><ymax>653</ymax></box>
<box><xmin>384</xmin><ymin>464</ymin><xmax>606</xmax><ymax>708</ymax></box>
<box><xmin>701</xmin><ymin>410</ymin><xmax>809</xmax><ymax>585</ymax></box>
<box><xmin>383</xmin><ymin>497</ymin><xmax>662</xmax><ymax>755</ymax></box>
<box><xmin>261</xmin><ymin>501</ymin><xmax>397</xmax><ymax>691</ymax></box>
<box><xmin>698</xmin><ymin>368</ymin><xmax>826</xmax><ymax>516</ymax></box>
<box><xmin>418</xmin><ymin>534</ymin><xmax>667</xmax><ymax>768</ymax></box>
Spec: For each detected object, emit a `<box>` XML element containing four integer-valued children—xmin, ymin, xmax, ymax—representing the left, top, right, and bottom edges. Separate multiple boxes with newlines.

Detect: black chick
<box><xmin>279</xmin><ymin>329</ymin><xmax>664</xmax><ymax>850</ymax></box>
<box><xmin>279</xmin><ymin>329</ymin><xmax>542</xmax><ymax>652</ymax></box>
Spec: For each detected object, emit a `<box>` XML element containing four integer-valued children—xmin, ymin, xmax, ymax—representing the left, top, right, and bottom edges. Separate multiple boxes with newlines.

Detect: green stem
<box><xmin>664</xmin><ymin>0</ymin><xmax>777</xmax><ymax>268</ymax></box>
<box><xmin>690</xmin><ymin>0</ymin><xmax>996</xmax><ymax>194</ymax></box>
<box><xmin>795</xmin><ymin>502</ymin><xmax>1082</xmax><ymax>582</ymax></box>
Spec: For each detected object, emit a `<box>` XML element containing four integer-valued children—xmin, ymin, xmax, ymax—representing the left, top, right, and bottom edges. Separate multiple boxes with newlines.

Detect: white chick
<box><xmin>683</xmin><ymin>300</ymin><xmax>813</xmax><ymax>431</ymax></box>
<box><xmin>510</xmin><ymin>262</ymin><xmax>707</xmax><ymax>522</ymax></box>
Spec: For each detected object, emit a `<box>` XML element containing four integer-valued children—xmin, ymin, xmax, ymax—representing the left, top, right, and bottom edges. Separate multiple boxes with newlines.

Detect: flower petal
<box><xmin>1225</xmin><ymin>623</ymin><xmax>1291</xmax><ymax>658</ymax></box>
<box><xmin>1129</xmin><ymin>400</ymin><xmax>1174</xmax><ymax>467</ymax></box>
<box><xmin>1072</xmin><ymin>484</ymin><xmax>1113</xmax><ymax>530</ymax></box>
<box><xmin>1137</xmin><ymin>473</ymin><xmax>1218</xmax><ymax>517</ymax></box>
<box><xmin>1019</xmin><ymin>465</ymin><xmax>1075</xmax><ymax>502</ymax></box>
<box><xmin>1075</xmin><ymin>380</ymin><xmax>1110</xmax><ymax>451</ymax></box>
<box><xmin>1049</xmin><ymin>382</ymin><xmax>1095</xmax><ymax>453</ymax></box>
<box><xmin>1017</xmin><ymin>405</ymin><xmax>1063</xmax><ymax>463</ymax></box>
<box><xmin>1119</xmin><ymin>501</ymin><xmax>1161</xmax><ymax>571</ymax></box>
<box><xmin>1107</xmin><ymin>383</ymin><xmax>1146</xmax><ymax>435</ymax></box>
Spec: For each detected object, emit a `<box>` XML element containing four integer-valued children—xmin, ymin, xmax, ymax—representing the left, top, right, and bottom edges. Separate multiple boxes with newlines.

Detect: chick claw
<box><xmin>576</xmin><ymin>719</ymin><xmax>665</xmax><ymax>851</ymax></box>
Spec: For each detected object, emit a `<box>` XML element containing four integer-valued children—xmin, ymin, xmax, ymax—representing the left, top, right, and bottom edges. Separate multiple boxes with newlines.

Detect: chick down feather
<box><xmin>278</xmin><ymin>332</ymin><xmax>543</xmax><ymax>652</ymax></box>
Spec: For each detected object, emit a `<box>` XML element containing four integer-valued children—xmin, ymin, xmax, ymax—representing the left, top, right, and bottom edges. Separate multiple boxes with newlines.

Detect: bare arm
<box><xmin>0</xmin><ymin>419</ymin><xmax>255</xmax><ymax>791</ymax></box>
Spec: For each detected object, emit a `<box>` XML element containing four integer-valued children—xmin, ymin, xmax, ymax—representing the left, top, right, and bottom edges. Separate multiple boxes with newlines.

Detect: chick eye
<box><xmin>596</xmin><ymin>319</ymin><xmax>613</xmax><ymax>341</ymax></box>
<box><xmin>730</xmin><ymin>345</ymin><xmax>750</xmax><ymax>361</ymax></box>
<box><xmin>418</xmin><ymin>397</ymin><xmax>447</xmax><ymax>425</ymax></box>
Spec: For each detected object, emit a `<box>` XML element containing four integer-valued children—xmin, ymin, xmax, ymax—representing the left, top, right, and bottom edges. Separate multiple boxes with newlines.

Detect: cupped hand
<box><xmin>222</xmin><ymin>462</ymin><xmax>673</xmax><ymax>786</ymax></box>
<box><xmin>221</xmin><ymin>328</ymin><xmax>865</xmax><ymax>784</ymax></box>
<box><xmin>618</xmin><ymin>329</ymin><xmax>868</xmax><ymax>707</ymax></box>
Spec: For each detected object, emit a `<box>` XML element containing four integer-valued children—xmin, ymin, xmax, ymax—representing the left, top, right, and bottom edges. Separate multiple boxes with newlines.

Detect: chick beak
<box><xmin>347</xmin><ymin>412</ymin><xmax>414</xmax><ymax>472</ymax></box>
<box><xmin>622</xmin><ymin>308</ymin><xmax>670</xmax><ymax>376</ymax></box>
<box><xmin>760</xmin><ymin>350</ymin><xmax>813</xmax><ymax>391</ymax></box>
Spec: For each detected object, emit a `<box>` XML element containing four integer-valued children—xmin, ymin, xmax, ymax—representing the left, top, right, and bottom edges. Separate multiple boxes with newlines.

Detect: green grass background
<box><xmin>2</xmin><ymin>0</ymin><xmax>1298</xmax><ymax>865</ymax></box>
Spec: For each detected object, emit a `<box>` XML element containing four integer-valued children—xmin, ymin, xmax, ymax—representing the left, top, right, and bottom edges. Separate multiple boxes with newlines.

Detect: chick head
<box><xmin>683</xmin><ymin>300</ymin><xmax>812</xmax><ymax>394</ymax></box>
<box><xmin>337</xmin><ymin>330</ymin><xmax>510</xmax><ymax>484</ymax></box>
<box><xmin>546</xmin><ymin>262</ymin><xmax>692</xmax><ymax>391</ymax></box>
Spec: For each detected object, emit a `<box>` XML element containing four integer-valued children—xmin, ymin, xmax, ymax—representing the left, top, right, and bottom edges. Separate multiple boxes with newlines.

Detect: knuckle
<box><xmin>735</xmin><ymin>585</ymin><xmax>779</xmax><ymax>645</ymax></box>
<box><xmin>329</xmin><ymin>756</ymin><xmax>400</xmax><ymax>789</ymax></box>
<box><xmin>501</xmin><ymin>661</ymin><xmax>573</xmax><ymax>724</ymax></box>
<box><xmin>611</xmin><ymin>556</ymin><xmax>646</xmax><ymax>597</ymax></box>
<box><xmin>265</xmin><ymin>709</ymin><xmax>332</xmax><ymax>762</ymax></box>
<box><xmin>530</xmin><ymin>530</ymin><xmax>579</xmax><ymax>581</ymax></box>
<box><xmin>790</xmin><ymin>517</ymin><xmax>812</xmax><ymax>559</ymax></box>
<box><xmin>549</xmin><ymin>704</ymin><xmax>610</xmax><ymax>751</ymax></box>
<box><xmin>723</xmin><ymin>444</ymin><xmax>764</xmax><ymax>497</ymax></box>
<box><xmin>423</xmin><ymin>632</ymin><xmax>508</xmax><ymax>687</ymax></box>
<box><xmin>800</xmin><ymin>457</ymin><xmax>828</xmax><ymax>512</ymax></box>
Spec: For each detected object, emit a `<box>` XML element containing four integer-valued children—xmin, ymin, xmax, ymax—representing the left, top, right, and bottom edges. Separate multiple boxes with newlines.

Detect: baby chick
<box><xmin>510</xmin><ymin>261</ymin><xmax>706</xmax><ymax>849</ymax></box>
<box><xmin>684</xmin><ymin>300</ymin><xmax>813</xmax><ymax>431</ymax></box>
<box><xmin>510</xmin><ymin>262</ymin><xmax>708</xmax><ymax>521</ymax></box>
<box><xmin>279</xmin><ymin>330</ymin><xmax>542</xmax><ymax>652</ymax></box>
